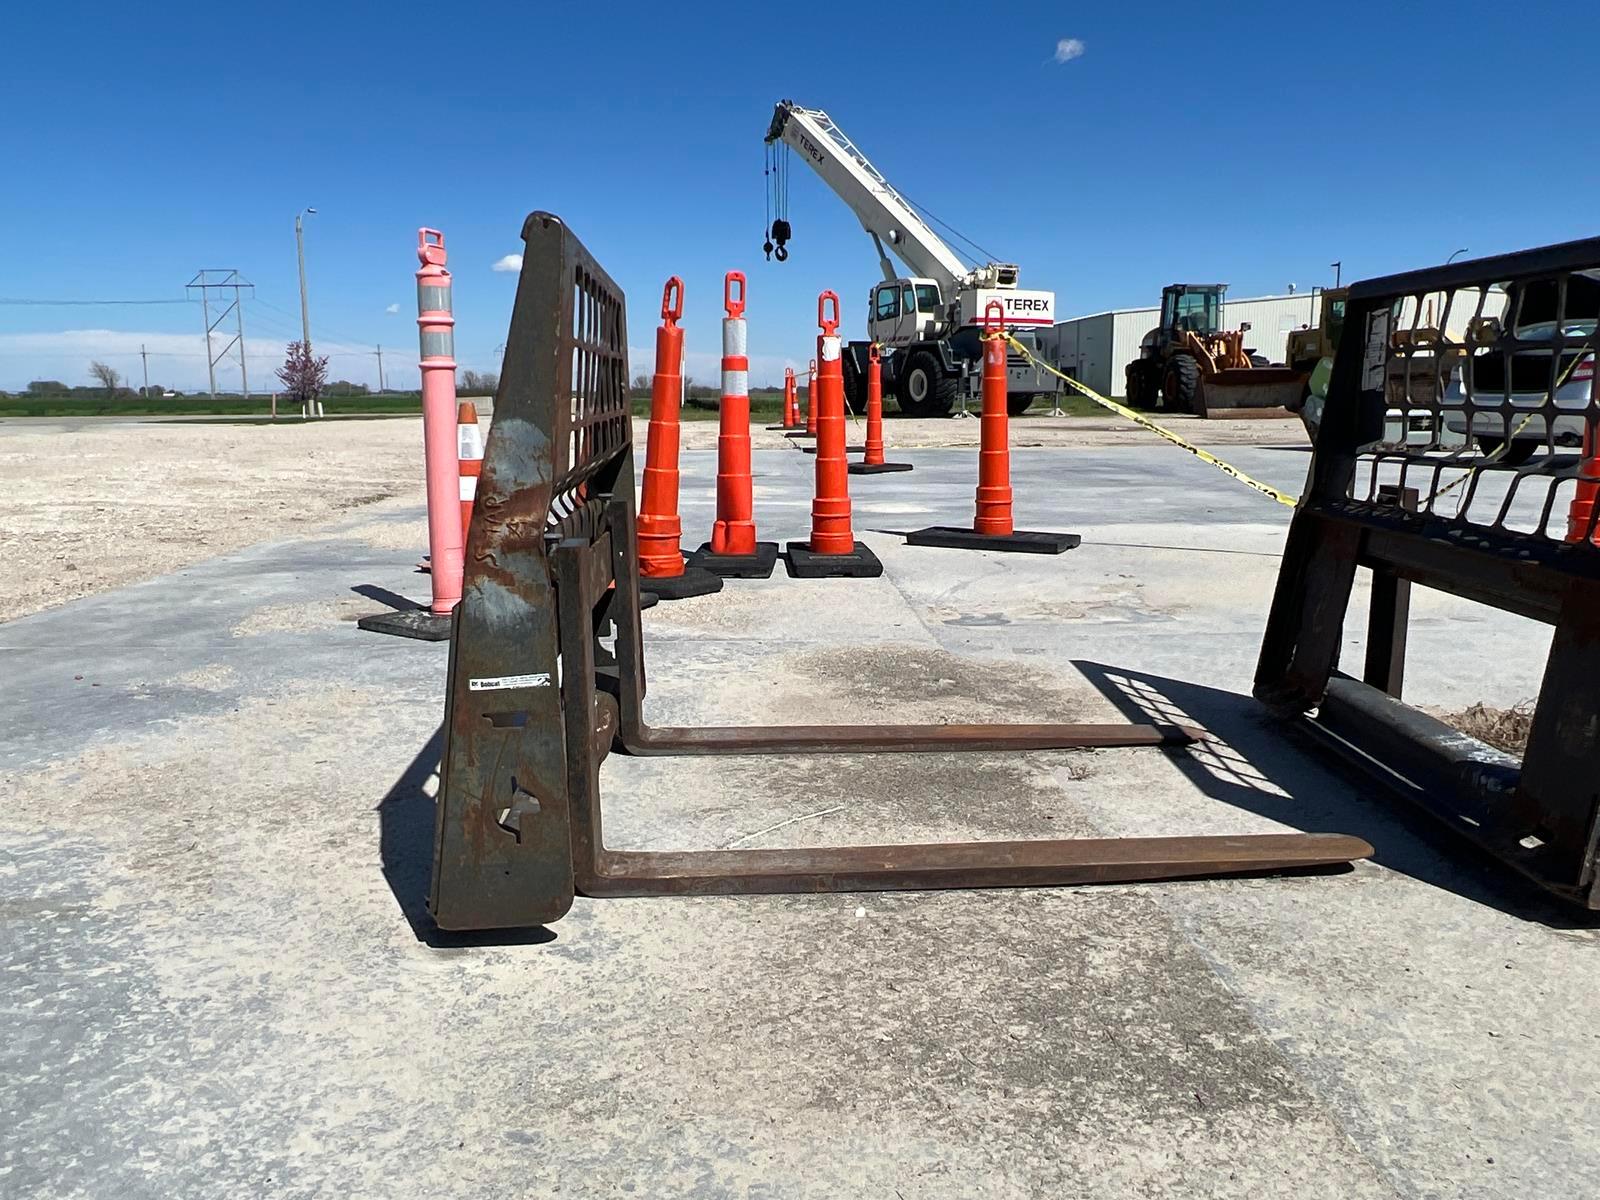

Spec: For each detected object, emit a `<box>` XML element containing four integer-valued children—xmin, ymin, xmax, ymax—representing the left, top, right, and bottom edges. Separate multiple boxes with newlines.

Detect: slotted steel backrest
<box><xmin>428</xmin><ymin>212</ymin><xmax>632</xmax><ymax>931</ymax></box>
<box><xmin>1310</xmin><ymin>238</ymin><xmax>1600</xmax><ymax>551</ymax></box>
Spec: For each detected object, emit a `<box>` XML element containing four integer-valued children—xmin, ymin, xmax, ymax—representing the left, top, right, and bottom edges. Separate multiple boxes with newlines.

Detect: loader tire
<box><xmin>1126</xmin><ymin>363</ymin><xmax>1155</xmax><ymax>409</ymax></box>
<box><xmin>899</xmin><ymin>351</ymin><xmax>957</xmax><ymax>418</ymax></box>
<box><xmin>1162</xmin><ymin>354</ymin><xmax>1200</xmax><ymax>413</ymax></box>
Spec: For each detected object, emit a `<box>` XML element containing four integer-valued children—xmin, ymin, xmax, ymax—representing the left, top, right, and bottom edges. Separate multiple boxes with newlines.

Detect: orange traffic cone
<box><xmin>798</xmin><ymin>359</ymin><xmax>819</xmax><ymax>439</ymax></box>
<box><xmin>636</xmin><ymin>277</ymin><xmax>722</xmax><ymax>600</ymax></box>
<box><xmin>906</xmin><ymin>302</ymin><xmax>1079</xmax><ymax>555</ymax></box>
<box><xmin>691</xmin><ymin>272</ymin><xmax>777</xmax><ymax>578</ymax></box>
<box><xmin>457</xmin><ymin>400</ymin><xmax>483</xmax><ymax>543</ymax></box>
<box><xmin>784</xmin><ymin>292</ymin><xmax>881</xmax><ymax>578</ymax></box>
<box><xmin>849</xmin><ymin>342</ymin><xmax>912</xmax><ymax>476</ymax></box>
<box><xmin>1567</xmin><ymin>419</ymin><xmax>1600</xmax><ymax>546</ymax></box>
<box><xmin>768</xmin><ymin>366</ymin><xmax>798</xmax><ymax>432</ymax></box>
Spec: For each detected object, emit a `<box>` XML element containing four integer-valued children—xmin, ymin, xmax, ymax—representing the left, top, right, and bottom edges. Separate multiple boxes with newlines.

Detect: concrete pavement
<box><xmin>2</xmin><ymin>441</ymin><xmax>1594</xmax><ymax>1199</ymax></box>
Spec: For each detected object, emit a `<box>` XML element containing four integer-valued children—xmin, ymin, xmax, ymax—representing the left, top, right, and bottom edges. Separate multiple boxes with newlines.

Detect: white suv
<box><xmin>1440</xmin><ymin>274</ymin><xmax>1598</xmax><ymax>464</ymax></box>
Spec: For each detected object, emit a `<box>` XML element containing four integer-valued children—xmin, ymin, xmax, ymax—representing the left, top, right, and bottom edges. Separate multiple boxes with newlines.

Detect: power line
<box><xmin>0</xmin><ymin>297</ymin><xmax>189</xmax><ymax>306</ymax></box>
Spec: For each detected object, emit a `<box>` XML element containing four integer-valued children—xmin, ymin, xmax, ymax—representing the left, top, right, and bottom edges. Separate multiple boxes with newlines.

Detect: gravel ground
<box><xmin>0</xmin><ymin>411</ymin><xmax>1305</xmax><ymax>625</ymax></box>
<box><xmin>0</xmin><ymin>418</ymin><xmax>427</xmax><ymax>623</ymax></box>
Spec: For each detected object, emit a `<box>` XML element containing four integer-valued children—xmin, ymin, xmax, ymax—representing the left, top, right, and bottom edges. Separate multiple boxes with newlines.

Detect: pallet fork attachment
<box><xmin>427</xmin><ymin>212</ymin><xmax>1370</xmax><ymax>931</ymax></box>
<box><xmin>1257</xmin><ymin>237</ymin><xmax>1600</xmax><ymax>908</ymax></box>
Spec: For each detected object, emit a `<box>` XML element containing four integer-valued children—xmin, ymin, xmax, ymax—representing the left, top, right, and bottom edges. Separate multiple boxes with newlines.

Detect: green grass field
<box><xmin>4</xmin><ymin>388</ymin><xmax>1106</xmax><ymax>421</ymax></box>
<box><xmin>0</xmin><ymin>393</ymin><xmax>427</xmax><ymax>418</ymax></box>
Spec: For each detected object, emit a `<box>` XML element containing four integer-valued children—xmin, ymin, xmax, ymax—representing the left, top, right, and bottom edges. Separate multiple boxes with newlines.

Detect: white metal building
<box><xmin>1039</xmin><ymin>288</ymin><xmax>1507</xmax><ymax>398</ymax></box>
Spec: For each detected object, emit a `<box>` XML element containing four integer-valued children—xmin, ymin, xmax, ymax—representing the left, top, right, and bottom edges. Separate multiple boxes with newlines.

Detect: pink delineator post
<box><xmin>417</xmin><ymin>228</ymin><xmax>464</xmax><ymax>614</ymax></box>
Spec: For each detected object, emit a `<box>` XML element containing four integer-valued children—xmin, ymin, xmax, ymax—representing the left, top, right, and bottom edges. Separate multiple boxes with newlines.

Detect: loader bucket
<box><xmin>1196</xmin><ymin>367</ymin><xmax>1307</xmax><ymax>418</ymax></box>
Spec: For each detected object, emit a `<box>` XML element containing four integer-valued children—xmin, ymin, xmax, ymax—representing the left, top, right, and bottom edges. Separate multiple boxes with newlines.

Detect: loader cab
<box><xmin>1160</xmin><ymin>284</ymin><xmax>1227</xmax><ymax>337</ymax></box>
<box><xmin>868</xmin><ymin>277</ymin><xmax>945</xmax><ymax>346</ymax></box>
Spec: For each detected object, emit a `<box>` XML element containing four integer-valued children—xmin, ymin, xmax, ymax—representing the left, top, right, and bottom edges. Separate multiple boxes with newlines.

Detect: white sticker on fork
<box><xmin>469</xmin><ymin>673</ymin><xmax>551</xmax><ymax>691</ymax></box>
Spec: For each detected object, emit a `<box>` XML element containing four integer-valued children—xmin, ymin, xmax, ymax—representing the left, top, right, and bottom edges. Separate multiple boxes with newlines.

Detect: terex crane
<box><xmin>763</xmin><ymin>100</ymin><xmax>1061</xmax><ymax>417</ymax></box>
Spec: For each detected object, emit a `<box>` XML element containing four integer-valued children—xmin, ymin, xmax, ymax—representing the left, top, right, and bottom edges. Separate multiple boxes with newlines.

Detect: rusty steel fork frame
<box><xmin>1256</xmin><ymin>238</ymin><xmax>1600</xmax><ymax>908</ymax></box>
<box><xmin>426</xmin><ymin>212</ymin><xmax>1370</xmax><ymax>932</ymax></box>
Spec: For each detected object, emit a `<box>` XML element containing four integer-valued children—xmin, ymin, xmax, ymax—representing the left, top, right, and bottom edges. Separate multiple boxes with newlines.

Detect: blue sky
<box><xmin>3</xmin><ymin>0</ymin><xmax>1595</xmax><ymax>393</ymax></box>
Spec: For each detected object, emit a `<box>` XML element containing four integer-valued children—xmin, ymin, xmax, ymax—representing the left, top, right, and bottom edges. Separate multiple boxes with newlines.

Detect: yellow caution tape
<box><xmin>1004</xmin><ymin>334</ymin><xmax>1300</xmax><ymax>509</ymax></box>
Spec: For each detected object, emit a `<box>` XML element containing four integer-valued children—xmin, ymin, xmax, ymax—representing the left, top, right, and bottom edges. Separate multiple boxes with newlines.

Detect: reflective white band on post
<box><xmin>459</xmin><ymin>475</ymin><xmax>477</xmax><ymax>501</ymax></box>
<box><xmin>821</xmin><ymin>335</ymin><xmax>841</xmax><ymax>361</ymax></box>
<box><xmin>722</xmin><ymin>317</ymin><xmax>748</xmax><ymax>397</ymax></box>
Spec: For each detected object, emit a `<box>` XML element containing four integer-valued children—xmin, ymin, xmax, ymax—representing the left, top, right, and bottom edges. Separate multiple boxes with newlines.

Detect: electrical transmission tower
<box><xmin>186</xmin><ymin>270</ymin><xmax>254</xmax><ymax>398</ymax></box>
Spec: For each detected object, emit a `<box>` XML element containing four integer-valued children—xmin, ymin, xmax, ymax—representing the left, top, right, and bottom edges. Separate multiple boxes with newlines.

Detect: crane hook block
<box><xmin>769</xmin><ymin>219</ymin><xmax>792</xmax><ymax>263</ymax></box>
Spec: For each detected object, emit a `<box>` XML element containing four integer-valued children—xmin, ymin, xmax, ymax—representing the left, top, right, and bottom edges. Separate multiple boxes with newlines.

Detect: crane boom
<box><xmin>765</xmin><ymin>101</ymin><xmax>1016</xmax><ymax>291</ymax></box>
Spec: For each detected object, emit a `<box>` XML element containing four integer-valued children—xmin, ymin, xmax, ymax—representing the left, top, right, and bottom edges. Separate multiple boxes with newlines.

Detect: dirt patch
<box><xmin>1436</xmin><ymin>701</ymin><xmax>1536</xmax><ymax>755</ymax></box>
<box><xmin>788</xmin><ymin>643</ymin><xmax>1085</xmax><ymax>725</ymax></box>
<box><xmin>232</xmin><ymin>595</ymin><xmax>387</xmax><ymax>637</ymax></box>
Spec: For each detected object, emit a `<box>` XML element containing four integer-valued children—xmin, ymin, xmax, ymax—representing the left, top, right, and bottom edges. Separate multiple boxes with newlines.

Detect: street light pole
<box><xmin>296</xmin><ymin>206</ymin><xmax>317</xmax><ymax>415</ymax></box>
<box><xmin>1447</xmin><ymin>248</ymin><xmax>1469</xmax><ymax>264</ymax></box>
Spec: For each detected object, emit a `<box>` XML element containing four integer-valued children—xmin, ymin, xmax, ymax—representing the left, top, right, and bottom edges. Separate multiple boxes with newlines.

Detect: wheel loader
<box><xmin>1124</xmin><ymin>283</ymin><xmax>1305</xmax><ymax>417</ymax></box>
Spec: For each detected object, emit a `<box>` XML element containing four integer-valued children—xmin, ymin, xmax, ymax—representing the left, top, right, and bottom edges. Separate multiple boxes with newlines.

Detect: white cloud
<box><xmin>491</xmin><ymin>254</ymin><xmax>523</xmax><ymax>273</ymax></box>
<box><xmin>385</xmin><ymin>303</ymin><xmax>400</xmax><ymax>314</ymax></box>
<box><xmin>1052</xmin><ymin>37</ymin><xmax>1085</xmax><ymax>63</ymax></box>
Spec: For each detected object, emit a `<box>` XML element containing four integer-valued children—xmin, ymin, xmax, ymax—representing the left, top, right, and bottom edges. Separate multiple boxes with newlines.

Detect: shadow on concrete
<box><xmin>376</xmin><ymin>726</ymin><xmax>557</xmax><ymax>948</ymax></box>
<box><xmin>352</xmin><ymin>584</ymin><xmax>424</xmax><ymax>612</ymax></box>
<box><xmin>1075</xmin><ymin>660</ymin><xmax>1600</xmax><ymax>928</ymax></box>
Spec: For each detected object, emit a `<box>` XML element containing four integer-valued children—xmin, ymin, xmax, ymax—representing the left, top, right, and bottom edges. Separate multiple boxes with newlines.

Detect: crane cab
<box><xmin>867</xmin><ymin>278</ymin><xmax>947</xmax><ymax>346</ymax></box>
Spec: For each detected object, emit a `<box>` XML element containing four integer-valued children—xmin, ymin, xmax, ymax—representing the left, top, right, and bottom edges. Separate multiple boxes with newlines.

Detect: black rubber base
<box><xmin>357</xmin><ymin>608</ymin><xmax>453</xmax><ymax>641</ymax></box>
<box><xmin>783</xmin><ymin>540</ymin><xmax>884</xmax><ymax>579</ymax></box>
<box><xmin>766</xmin><ymin>424</ymin><xmax>799</xmax><ymax>432</ymax></box>
<box><xmin>639</xmin><ymin>591</ymin><xmax>659</xmax><ymax>610</ymax></box>
<box><xmin>785</xmin><ymin>430</ymin><xmax>815</xmax><ymax>440</ymax></box>
<box><xmin>639</xmin><ymin>566</ymin><xmax>724</xmax><ymax>600</ymax></box>
<box><xmin>689</xmin><ymin>541</ymin><xmax>780</xmax><ymax>579</ymax></box>
<box><xmin>849</xmin><ymin>461</ymin><xmax>914</xmax><ymax>475</ymax></box>
<box><xmin>802</xmin><ymin>444</ymin><xmax>864</xmax><ymax>455</ymax></box>
<box><xmin>904</xmin><ymin>527</ymin><xmax>1082</xmax><ymax>555</ymax></box>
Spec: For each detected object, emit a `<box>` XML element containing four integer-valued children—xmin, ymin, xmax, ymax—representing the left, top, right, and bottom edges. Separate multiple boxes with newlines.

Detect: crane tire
<box><xmin>899</xmin><ymin>350</ymin><xmax>957</xmax><ymax>418</ymax></box>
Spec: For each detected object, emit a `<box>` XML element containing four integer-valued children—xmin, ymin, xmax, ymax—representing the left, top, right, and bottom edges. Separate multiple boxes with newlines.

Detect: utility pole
<box><xmin>186</xmin><ymin>270</ymin><xmax>254</xmax><ymax>399</ymax></box>
<box><xmin>374</xmin><ymin>344</ymin><xmax>385</xmax><ymax>393</ymax></box>
<box><xmin>140</xmin><ymin>344</ymin><xmax>150</xmax><ymax>398</ymax></box>
<box><xmin>296</xmin><ymin>206</ymin><xmax>317</xmax><ymax>414</ymax></box>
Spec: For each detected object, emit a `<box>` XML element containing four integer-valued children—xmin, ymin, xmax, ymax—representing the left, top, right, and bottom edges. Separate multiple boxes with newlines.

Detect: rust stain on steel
<box><xmin>426</xmin><ymin>211</ymin><xmax>1372</xmax><ymax>932</ymax></box>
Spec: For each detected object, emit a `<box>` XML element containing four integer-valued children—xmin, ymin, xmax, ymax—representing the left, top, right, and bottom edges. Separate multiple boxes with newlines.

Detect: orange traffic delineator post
<box><xmin>787</xmin><ymin>359</ymin><xmax>818</xmax><ymax>440</ymax></box>
<box><xmin>849</xmin><ymin>342</ymin><xmax>912</xmax><ymax>476</ymax></box>
<box><xmin>784</xmin><ymin>292</ymin><xmax>882</xmax><ymax>579</ymax></box>
<box><xmin>906</xmin><ymin>301</ymin><xmax>1080</xmax><ymax>555</ymax></box>
<box><xmin>1567</xmin><ymin>423</ymin><xmax>1600</xmax><ymax>545</ymax></box>
<box><xmin>457</xmin><ymin>399</ymin><xmax>484</xmax><ymax>541</ymax></box>
<box><xmin>767</xmin><ymin>366</ymin><xmax>798</xmax><ymax>432</ymax></box>
<box><xmin>637</xmin><ymin>276</ymin><xmax>723</xmax><ymax>601</ymax></box>
<box><xmin>691</xmin><ymin>271</ymin><xmax>778</xmax><ymax>579</ymax></box>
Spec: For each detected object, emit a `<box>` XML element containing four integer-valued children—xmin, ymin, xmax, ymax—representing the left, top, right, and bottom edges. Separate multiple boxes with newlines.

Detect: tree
<box><xmin>631</xmin><ymin>373</ymin><xmax>652</xmax><ymax>393</ymax></box>
<box><xmin>88</xmin><ymin>361</ymin><xmax>121</xmax><ymax>397</ymax></box>
<box><xmin>27</xmin><ymin>380</ymin><xmax>68</xmax><ymax>395</ymax></box>
<box><xmin>275</xmin><ymin>341</ymin><xmax>330</xmax><ymax>408</ymax></box>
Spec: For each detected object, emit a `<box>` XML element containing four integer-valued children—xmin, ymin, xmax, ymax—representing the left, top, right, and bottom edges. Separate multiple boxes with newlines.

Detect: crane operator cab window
<box><xmin>874</xmin><ymin>284</ymin><xmax>900</xmax><ymax>322</ymax></box>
